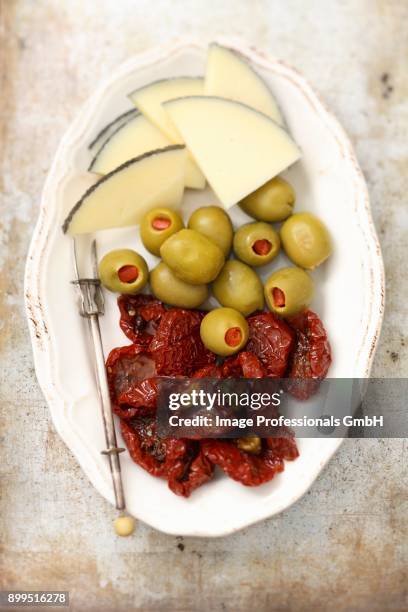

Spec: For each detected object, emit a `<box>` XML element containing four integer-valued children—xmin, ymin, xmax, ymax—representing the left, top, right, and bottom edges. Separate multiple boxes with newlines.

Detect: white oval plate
<box><xmin>24</xmin><ymin>40</ymin><xmax>384</xmax><ymax>537</ymax></box>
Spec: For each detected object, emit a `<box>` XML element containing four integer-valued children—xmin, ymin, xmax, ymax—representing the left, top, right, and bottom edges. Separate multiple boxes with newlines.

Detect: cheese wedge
<box><xmin>129</xmin><ymin>77</ymin><xmax>204</xmax><ymax>139</ymax></box>
<box><xmin>88</xmin><ymin>108</ymin><xmax>138</xmax><ymax>151</ymax></box>
<box><xmin>129</xmin><ymin>78</ymin><xmax>206</xmax><ymax>189</ymax></box>
<box><xmin>63</xmin><ymin>146</ymin><xmax>187</xmax><ymax>235</ymax></box>
<box><xmin>205</xmin><ymin>43</ymin><xmax>284</xmax><ymax>126</ymax></box>
<box><xmin>89</xmin><ymin>113</ymin><xmax>172</xmax><ymax>175</ymax></box>
<box><xmin>165</xmin><ymin>97</ymin><xmax>300</xmax><ymax>209</ymax></box>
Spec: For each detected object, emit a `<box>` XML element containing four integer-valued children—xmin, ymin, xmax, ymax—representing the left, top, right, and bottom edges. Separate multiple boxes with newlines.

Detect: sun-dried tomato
<box><xmin>118</xmin><ymin>294</ymin><xmax>166</xmax><ymax>345</ymax></box>
<box><xmin>165</xmin><ymin>439</ymin><xmax>214</xmax><ymax>497</ymax></box>
<box><xmin>106</xmin><ymin>344</ymin><xmax>157</xmax><ymax>417</ymax></box>
<box><xmin>117</xmin><ymin>377</ymin><xmax>158</xmax><ymax>410</ymax></box>
<box><xmin>150</xmin><ymin>309</ymin><xmax>215</xmax><ymax>376</ymax></box>
<box><xmin>192</xmin><ymin>364</ymin><xmax>224</xmax><ymax>378</ymax></box>
<box><xmin>286</xmin><ymin>309</ymin><xmax>332</xmax><ymax>400</ymax></box>
<box><xmin>121</xmin><ymin>419</ymin><xmax>214</xmax><ymax>496</ymax></box>
<box><xmin>246</xmin><ymin>312</ymin><xmax>295</xmax><ymax>377</ymax></box>
<box><xmin>222</xmin><ymin>351</ymin><xmax>265</xmax><ymax>378</ymax></box>
<box><xmin>107</xmin><ymin>295</ymin><xmax>312</xmax><ymax>496</ymax></box>
<box><xmin>112</xmin><ymin>398</ymin><xmax>156</xmax><ymax>420</ymax></box>
<box><xmin>266</xmin><ymin>435</ymin><xmax>299</xmax><ymax>460</ymax></box>
<box><xmin>121</xmin><ymin>417</ymin><xmax>168</xmax><ymax>477</ymax></box>
<box><xmin>201</xmin><ymin>438</ymin><xmax>293</xmax><ymax>486</ymax></box>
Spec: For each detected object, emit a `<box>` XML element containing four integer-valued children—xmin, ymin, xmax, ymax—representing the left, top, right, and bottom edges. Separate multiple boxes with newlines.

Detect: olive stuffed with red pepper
<box><xmin>140</xmin><ymin>207</ymin><xmax>184</xmax><ymax>256</ymax></box>
<box><xmin>200</xmin><ymin>307</ymin><xmax>249</xmax><ymax>356</ymax></box>
<box><xmin>98</xmin><ymin>249</ymin><xmax>149</xmax><ymax>294</ymax></box>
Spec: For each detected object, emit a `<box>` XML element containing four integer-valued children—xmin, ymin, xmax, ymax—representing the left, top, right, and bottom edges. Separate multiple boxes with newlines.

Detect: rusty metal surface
<box><xmin>0</xmin><ymin>1</ymin><xmax>407</xmax><ymax>610</ymax></box>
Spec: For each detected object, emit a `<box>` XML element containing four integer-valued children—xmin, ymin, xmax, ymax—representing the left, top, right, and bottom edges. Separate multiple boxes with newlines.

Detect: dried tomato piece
<box><xmin>201</xmin><ymin>439</ymin><xmax>285</xmax><ymax>486</ymax></box>
<box><xmin>266</xmin><ymin>435</ymin><xmax>299</xmax><ymax>460</ymax></box>
<box><xmin>222</xmin><ymin>351</ymin><xmax>265</xmax><ymax>378</ymax></box>
<box><xmin>106</xmin><ymin>344</ymin><xmax>156</xmax><ymax>395</ymax></box>
<box><xmin>112</xmin><ymin>401</ymin><xmax>154</xmax><ymax>420</ymax></box>
<box><xmin>118</xmin><ymin>294</ymin><xmax>166</xmax><ymax>345</ymax></box>
<box><xmin>106</xmin><ymin>344</ymin><xmax>157</xmax><ymax>416</ymax></box>
<box><xmin>192</xmin><ymin>364</ymin><xmax>224</xmax><ymax>378</ymax></box>
<box><xmin>221</xmin><ymin>356</ymin><xmax>242</xmax><ymax>378</ymax></box>
<box><xmin>150</xmin><ymin>309</ymin><xmax>216</xmax><ymax>376</ymax></box>
<box><xmin>117</xmin><ymin>377</ymin><xmax>158</xmax><ymax>410</ymax></box>
<box><xmin>286</xmin><ymin>309</ymin><xmax>332</xmax><ymax>400</ymax></box>
<box><xmin>121</xmin><ymin>419</ymin><xmax>214</xmax><ymax>496</ymax></box>
<box><xmin>166</xmin><ymin>439</ymin><xmax>214</xmax><ymax>497</ymax></box>
<box><xmin>121</xmin><ymin>417</ymin><xmax>167</xmax><ymax>477</ymax></box>
<box><xmin>246</xmin><ymin>312</ymin><xmax>295</xmax><ymax>377</ymax></box>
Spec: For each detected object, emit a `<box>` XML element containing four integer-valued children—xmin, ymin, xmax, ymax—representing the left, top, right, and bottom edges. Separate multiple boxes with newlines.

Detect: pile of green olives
<box><xmin>98</xmin><ymin>177</ymin><xmax>332</xmax><ymax>356</ymax></box>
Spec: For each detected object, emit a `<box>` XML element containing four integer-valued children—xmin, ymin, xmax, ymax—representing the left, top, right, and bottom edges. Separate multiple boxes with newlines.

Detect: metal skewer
<box><xmin>71</xmin><ymin>238</ymin><xmax>134</xmax><ymax>536</ymax></box>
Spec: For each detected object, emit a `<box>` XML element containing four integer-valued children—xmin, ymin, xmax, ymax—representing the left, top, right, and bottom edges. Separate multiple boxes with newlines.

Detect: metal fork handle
<box><xmin>88</xmin><ymin>313</ymin><xmax>125</xmax><ymax>510</ymax></box>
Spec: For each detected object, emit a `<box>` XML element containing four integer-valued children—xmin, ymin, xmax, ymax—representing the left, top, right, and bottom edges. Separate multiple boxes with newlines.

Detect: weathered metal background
<box><xmin>0</xmin><ymin>1</ymin><xmax>407</xmax><ymax>610</ymax></box>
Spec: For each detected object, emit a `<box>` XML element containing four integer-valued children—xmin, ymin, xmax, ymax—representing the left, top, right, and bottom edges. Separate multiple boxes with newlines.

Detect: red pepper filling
<box><xmin>118</xmin><ymin>265</ymin><xmax>139</xmax><ymax>283</ymax></box>
<box><xmin>152</xmin><ymin>216</ymin><xmax>171</xmax><ymax>230</ymax></box>
<box><xmin>225</xmin><ymin>327</ymin><xmax>242</xmax><ymax>347</ymax></box>
<box><xmin>272</xmin><ymin>287</ymin><xmax>286</xmax><ymax>307</ymax></box>
<box><xmin>252</xmin><ymin>239</ymin><xmax>271</xmax><ymax>256</ymax></box>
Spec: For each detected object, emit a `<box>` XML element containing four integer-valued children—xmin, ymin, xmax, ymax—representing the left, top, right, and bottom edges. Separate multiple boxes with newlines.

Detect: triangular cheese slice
<box><xmin>89</xmin><ymin>114</ymin><xmax>172</xmax><ymax>175</ymax></box>
<box><xmin>205</xmin><ymin>44</ymin><xmax>284</xmax><ymax>126</ymax></box>
<box><xmin>64</xmin><ymin>146</ymin><xmax>187</xmax><ymax>234</ymax></box>
<box><xmin>129</xmin><ymin>78</ymin><xmax>206</xmax><ymax>189</ymax></box>
<box><xmin>165</xmin><ymin>97</ymin><xmax>300</xmax><ymax>208</ymax></box>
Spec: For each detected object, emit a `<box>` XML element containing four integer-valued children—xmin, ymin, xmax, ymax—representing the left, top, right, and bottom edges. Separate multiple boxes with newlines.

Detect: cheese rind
<box><xmin>88</xmin><ymin>108</ymin><xmax>138</xmax><ymax>151</ymax></box>
<box><xmin>64</xmin><ymin>146</ymin><xmax>187</xmax><ymax>235</ymax></box>
<box><xmin>129</xmin><ymin>78</ymin><xmax>206</xmax><ymax>189</ymax></box>
<box><xmin>165</xmin><ymin>97</ymin><xmax>300</xmax><ymax>209</ymax></box>
<box><xmin>89</xmin><ymin>114</ymin><xmax>172</xmax><ymax>175</ymax></box>
<box><xmin>205</xmin><ymin>43</ymin><xmax>284</xmax><ymax>126</ymax></box>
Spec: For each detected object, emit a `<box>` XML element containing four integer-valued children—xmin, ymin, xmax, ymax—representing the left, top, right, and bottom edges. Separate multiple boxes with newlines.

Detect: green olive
<box><xmin>188</xmin><ymin>206</ymin><xmax>233</xmax><ymax>256</ymax></box>
<box><xmin>98</xmin><ymin>249</ymin><xmax>148</xmax><ymax>294</ymax></box>
<box><xmin>160</xmin><ymin>228</ymin><xmax>225</xmax><ymax>285</ymax></box>
<box><xmin>264</xmin><ymin>266</ymin><xmax>314</xmax><ymax>317</ymax></box>
<box><xmin>140</xmin><ymin>207</ymin><xmax>184</xmax><ymax>256</ymax></box>
<box><xmin>233</xmin><ymin>222</ymin><xmax>280</xmax><ymax>267</ymax></box>
<box><xmin>239</xmin><ymin>177</ymin><xmax>295</xmax><ymax>222</ymax></box>
<box><xmin>150</xmin><ymin>262</ymin><xmax>208</xmax><ymax>308</ymax></box>
<box><xmin>212</xmin><ymin>260</ymin><xmax>264</xmax><ymax>316</ymax></box>
<box><xmin>200</xmin><ymin>307</ymin><xmax>249</xmax><ymax>357</ymax></box>
<box><xmin>280</xmin><ymin>212</ymin><xmax>332</xmax><ymax>269</ymax></box>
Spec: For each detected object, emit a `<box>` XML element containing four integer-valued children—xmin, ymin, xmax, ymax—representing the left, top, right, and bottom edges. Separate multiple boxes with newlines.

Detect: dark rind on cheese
<box><xmin>62</xmin><ymin>144</ymin><xmax>186</xmax><ymax>234</ymax></box>
<box><xmin>88</xmin><ymin>108</ymin><xmax>138</xmax><ymax>150</ymax></box>
<box><xmin>88</xmin><ymin>113</ymin><xmax>142</xmax><ymax>172</ymax></box>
